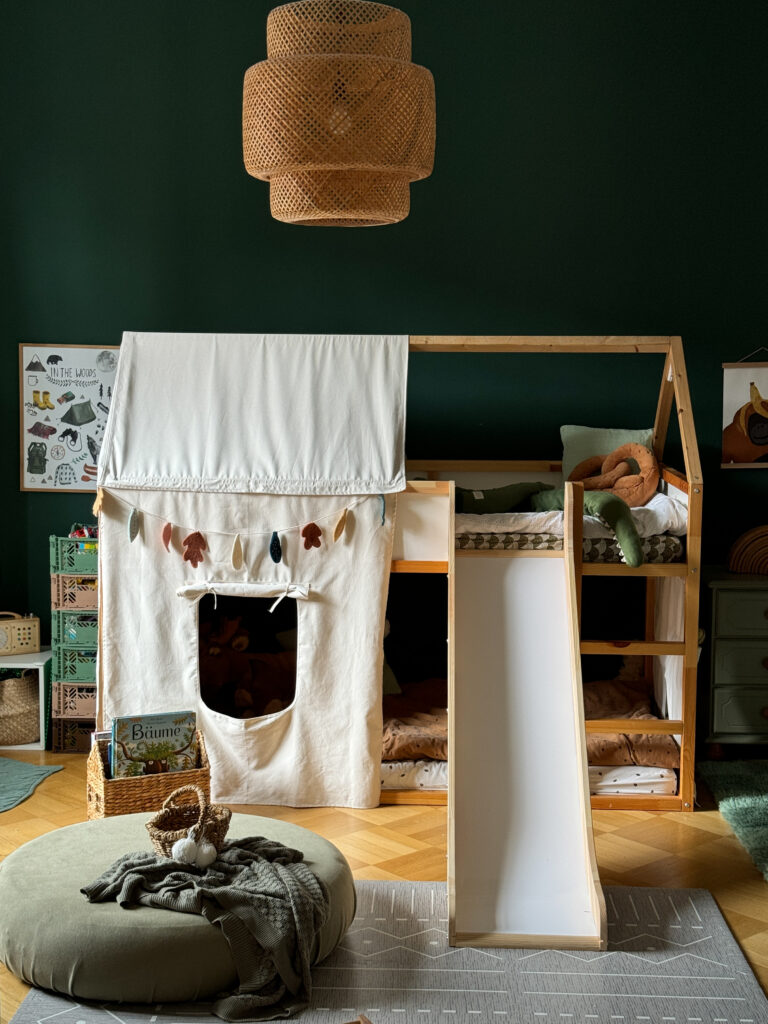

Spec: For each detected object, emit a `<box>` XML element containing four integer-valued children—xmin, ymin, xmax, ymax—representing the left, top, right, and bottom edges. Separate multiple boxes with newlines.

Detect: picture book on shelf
<box><xmin>111</xmin><ymin>710</ymin><xmax>197</xmax><ymax>779</ymax></box>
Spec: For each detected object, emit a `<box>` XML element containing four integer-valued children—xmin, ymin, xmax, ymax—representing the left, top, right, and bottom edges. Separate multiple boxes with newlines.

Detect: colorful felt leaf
<box><xmin>270</xmin><ymin>531</ymin><xmax>282</xmax><ymax>564</ymax></box>
<box><xmin>333</xmin><ymin>508</ymin><xmax>348</xmax><ymax>542</ymax></box>
<box><xmin>301</xmin><ymin>522</ymin><xmax>322</xmax><ymax>550</ymax></box>
<box><xmin>232</xmin><ymin>533</ymin><xmax>244</xmax><ymax>570</ymax></box>
<box><xmin>128</xmin><ymin>507</ymin><xmax>141</xmax><ymax>542</ymax></box>
<box><xmin>162</xmin><ymin>522</ymin><xmax>173</xmax><ymax>552</ymax></box>
<box><xmin>182</xmin><ymin>531</ymin><xmax>207</xmax><ymax>568</ymax></box>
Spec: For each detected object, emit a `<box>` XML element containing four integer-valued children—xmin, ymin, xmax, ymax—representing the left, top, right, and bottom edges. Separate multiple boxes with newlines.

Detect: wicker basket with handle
<box><xmin>146</xmin><ymin>784</ymin><xmax>232</xmax><ymax>858</ymax></box>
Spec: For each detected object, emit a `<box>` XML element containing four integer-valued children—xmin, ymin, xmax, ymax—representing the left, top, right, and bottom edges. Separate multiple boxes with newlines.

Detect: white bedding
<box><xmin>380</xmin><ymin>760</ymin><xmax>677</xmax><ymax>796</ymax></box>
<box><xmin>381</xmin><ymin>760</ymin><xmax>448</xmax><ymax>790</ymax></box>
<box><xmin>455</xmin><ymin>492</ymin><xmax>687</xmax><ymax>538</ymax></box>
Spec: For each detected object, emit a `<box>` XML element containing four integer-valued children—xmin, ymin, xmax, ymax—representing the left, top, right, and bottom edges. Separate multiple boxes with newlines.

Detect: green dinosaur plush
<box><xmin>455</xmin><ymin>481</ymin><xmax>553</xmax><ymax>514</ymax></box>
<box><xmin>530</xmin><ymin>487</ymin><xmax>644</xmax><ymax>567</ymax></box>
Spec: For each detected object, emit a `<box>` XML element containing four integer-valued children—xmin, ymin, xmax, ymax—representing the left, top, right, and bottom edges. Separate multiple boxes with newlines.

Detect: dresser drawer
<box><xmin>712</xmin><ymin>685</ymin><xmax>768</xmax><ymax>735</ymax></box>
<box><xmin>712</xmin><ymin>639</ymin><xmax>768</xmax><ymax>686</ymax></box>
<box><xmin>713</xmin><ymin>588</ymin><xmax>768</xmax><ymax>637</ymax></box>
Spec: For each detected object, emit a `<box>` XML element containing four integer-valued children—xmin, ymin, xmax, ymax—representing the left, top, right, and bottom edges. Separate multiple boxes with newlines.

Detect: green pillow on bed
<box><xmin>455</xmin><ymin>481</ymin><xmax>553</xmax><ymax>515</ymax></box>
<box><xmin>560</xmin><ymin>424</ymin><xmax>654</xmax><ymax>480</ymax></box>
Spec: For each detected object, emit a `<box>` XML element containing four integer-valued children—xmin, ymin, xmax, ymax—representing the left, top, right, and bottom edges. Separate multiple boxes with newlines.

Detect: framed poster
<box><xmin>19</xmin><ymin>343</ymin><xmax>119</xmax><ymax>492</ymax></box>
<box><xmin>722</xmin><ymin>362</ymin><xmax>768</xmax><ymax>468</ymax></box>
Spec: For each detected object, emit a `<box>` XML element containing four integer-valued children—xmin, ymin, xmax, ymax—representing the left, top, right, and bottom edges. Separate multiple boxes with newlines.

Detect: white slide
<box><xmin>449</xmin><ymin>493</ymin><xmax>606</xmax><ymax>949</ymax></box>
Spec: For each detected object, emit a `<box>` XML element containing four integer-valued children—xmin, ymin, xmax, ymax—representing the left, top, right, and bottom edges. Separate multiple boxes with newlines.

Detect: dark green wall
<box><xmin>2</xmin><ymin>1</ymin><xmax>767</xmax><ymax>624</ymax></box>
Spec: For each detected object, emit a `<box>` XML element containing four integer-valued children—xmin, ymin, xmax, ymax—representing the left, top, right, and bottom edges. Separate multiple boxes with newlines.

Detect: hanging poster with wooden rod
<box><xmin>19</xmin><ymin>343</ymin><xmax>119</xmax><ymax>492</ymax></box>
<box><xmin>722</xmin><ymin>359</ymin><xmax>768</xmax><ymax>468</ymax></box>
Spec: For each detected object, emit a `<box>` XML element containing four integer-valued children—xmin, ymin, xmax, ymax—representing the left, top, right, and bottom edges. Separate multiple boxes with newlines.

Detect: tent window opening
<box><xmin>198</xmin><ymin>593</ymin><xmax>298</xmax><ymax>720</ymax></box>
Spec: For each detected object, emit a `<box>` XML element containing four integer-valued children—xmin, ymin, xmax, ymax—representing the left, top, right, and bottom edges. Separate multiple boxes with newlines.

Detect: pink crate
<box><xmin>52</xmin><ymin>682</ymin><xmax>97</xmax><ymax>719</ymax></box>
<box><xmin>50</xmin><ymin>574</ymin><xmax>98</xmax><ymax>610</ymax></box>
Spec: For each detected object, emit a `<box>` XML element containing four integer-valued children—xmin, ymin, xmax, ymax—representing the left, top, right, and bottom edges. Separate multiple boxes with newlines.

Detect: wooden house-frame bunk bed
<box><xmin>382</xmin><ymin>335</ymin><xmax>702</xmax><ymax>815</ymax></box>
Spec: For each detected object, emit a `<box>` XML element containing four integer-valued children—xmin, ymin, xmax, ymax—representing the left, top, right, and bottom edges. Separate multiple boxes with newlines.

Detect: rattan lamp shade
<box><xmin>243</xmin><ymin>0</ymin><xmax>435</xmax><ymax>226</ymax></box>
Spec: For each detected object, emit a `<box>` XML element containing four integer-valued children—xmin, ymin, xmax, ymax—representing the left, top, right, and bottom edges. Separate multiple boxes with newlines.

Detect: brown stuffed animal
<box><xmin>568</xmin><ymin>443</ymin><xmax>660</xmax><ymax>507</ymax></box>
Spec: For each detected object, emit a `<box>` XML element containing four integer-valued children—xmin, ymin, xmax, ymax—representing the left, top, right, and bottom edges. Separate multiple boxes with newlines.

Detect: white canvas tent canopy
<box><xmin>97</xmin><ymin>332</ymin><xmax>408</xmax><ymax>808</ymax></box>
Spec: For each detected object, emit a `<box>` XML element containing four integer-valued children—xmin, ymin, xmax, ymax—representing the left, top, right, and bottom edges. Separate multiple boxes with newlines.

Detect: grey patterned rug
<box><xmin>10</xmin><ymin>883</ymin><xmax>768</xmax><ymax>1024</ymax></box>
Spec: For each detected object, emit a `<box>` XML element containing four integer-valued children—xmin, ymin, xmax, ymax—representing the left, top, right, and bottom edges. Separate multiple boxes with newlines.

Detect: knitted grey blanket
<box><xmin>81</xmin><ymin>837</ymin><xmax>329</xmax><ymax>1021</ymax></box>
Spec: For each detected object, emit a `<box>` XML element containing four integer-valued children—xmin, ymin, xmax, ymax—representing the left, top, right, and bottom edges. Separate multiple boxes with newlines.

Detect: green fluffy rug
<box><xmin>698</xmin><ymin>760</ymin><xmax>768</xmax><ymax>880</ymax></box>
<box><xmin>0</xmin><ymin>757</ymin><xmax>63</xmax><ymax>813</ymax></box>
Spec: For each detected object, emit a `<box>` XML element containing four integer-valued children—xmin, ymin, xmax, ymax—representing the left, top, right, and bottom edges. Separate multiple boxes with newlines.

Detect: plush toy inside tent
<box><xmin>96</xmin><ymin>332</ymin><xmax>412</xmax><ymax>808</ymax></box>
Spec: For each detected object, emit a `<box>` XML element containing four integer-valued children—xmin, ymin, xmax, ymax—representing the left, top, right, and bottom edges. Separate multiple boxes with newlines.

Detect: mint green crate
<box><xmin>49</xmin><ymin>535</ymin><xmax>99</xmax><ymax>575</ymax></box>
<box><xmin>52</xmin><ymin>611</ymin><xmax>99</xmax><ymax>647</ymax></box>
<box><xmin>52</xmin><ymin>646</ymin><xmax>97</xmax><ymax>683</ymax></box>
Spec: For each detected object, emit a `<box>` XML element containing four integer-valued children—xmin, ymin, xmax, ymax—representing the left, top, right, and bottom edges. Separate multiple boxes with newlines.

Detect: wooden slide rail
<box><xmin>388</xmin><ymin>337</ymin><xmax>702</xmax><ymax>814</ymax></box>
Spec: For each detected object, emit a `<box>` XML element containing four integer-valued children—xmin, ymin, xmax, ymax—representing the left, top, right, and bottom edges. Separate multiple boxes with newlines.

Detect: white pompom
<box><xmin>171</xmin><ymin>833</ymin><xmax>199</xmax><ymax>863</ymax></box>
<box><xmin>195</xmin><ymin>841</ymin><xmax>217</xmax><ymax>868</ymax></box>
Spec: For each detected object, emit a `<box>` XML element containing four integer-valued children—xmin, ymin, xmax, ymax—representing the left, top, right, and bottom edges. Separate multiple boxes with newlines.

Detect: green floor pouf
<box><xmin>0</xmin><ymin>812</ymin><xmax>355</xmax><ymax>1004</ymax></box>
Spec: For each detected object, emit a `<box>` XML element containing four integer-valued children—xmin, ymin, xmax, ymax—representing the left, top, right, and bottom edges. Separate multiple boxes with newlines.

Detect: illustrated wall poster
<box><xmin>19</xmin><ymin>343</ymin><xmax>119</xmax><ymax>491</ymax></box>
<box><xmin>722</xmin><ymin>362</ymin><xmax>768</xmax><ymax>468</ymax></box>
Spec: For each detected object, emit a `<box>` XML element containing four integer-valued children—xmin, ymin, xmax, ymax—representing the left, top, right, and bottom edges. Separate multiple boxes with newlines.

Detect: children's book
<box><xmin>110</xmin><ymin>710</ymin><xmax>198</xmax><ymax>779</ymax></box>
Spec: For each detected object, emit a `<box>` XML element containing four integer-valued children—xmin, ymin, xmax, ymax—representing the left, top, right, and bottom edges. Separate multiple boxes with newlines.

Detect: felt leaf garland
<box><xmin>182</xmin><ymin>531</ymin><xmax>207</xmax><ymax>568</ymax></box>
<box><xmin>231</xmin><ymin>533</ymin><xmax>244</xmax><ymax>570</ymax></box>
<box><xmin>301</xmin><ymin>522</ymin><xmax>322</xmax><ymax>550</ymax></box>
<box><xmin>128</xmin><ymin>507</ymin><xmax>141</xmax><ymax>543</ymax></box>
<box><xmin>333</xmin><ymin>508</ymin><xmax>348</xmax><ymax>542</ymax></box>
<box><xmin>269</xmin><ymin>531</ymin><xmax>282</xmax><ymax>564</ymax></box>
<box><xmin>92</xmin><ymin>487</ymin><xmax>104</xmax><ymax>516</ymax></box>
<box><xmin>162</xmin><ymin>522</ymin><xmax>173</xmax><ymax>552</ymax></box>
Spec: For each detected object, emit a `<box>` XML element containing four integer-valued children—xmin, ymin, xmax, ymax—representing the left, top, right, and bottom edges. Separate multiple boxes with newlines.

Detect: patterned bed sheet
<box><xmin>380</xmin><ymin>760</ymin><xmax>678</xmax><ymax>796</ymax></box>
<box><xmin>456</xmin><ymin>533</ymin><xmax>684</xmax><ymax>563</ymax></box>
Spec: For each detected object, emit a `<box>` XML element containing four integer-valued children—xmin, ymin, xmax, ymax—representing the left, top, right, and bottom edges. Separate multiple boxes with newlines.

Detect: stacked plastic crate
<box><xmin>49</xmin><ymin>533</ymin><xmax>98</xmax><ymax>752</ymax></box>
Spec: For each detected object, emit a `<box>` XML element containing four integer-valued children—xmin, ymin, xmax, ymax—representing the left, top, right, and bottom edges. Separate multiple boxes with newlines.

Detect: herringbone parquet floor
<box><xmin>1</xmin><ymin>751</ymin><xmax>767</xmax><ymax>1023</ymax></box>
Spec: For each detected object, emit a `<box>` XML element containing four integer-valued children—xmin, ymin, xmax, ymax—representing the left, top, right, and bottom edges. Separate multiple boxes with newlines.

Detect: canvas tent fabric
<box><xmin>97</xmin><ymin>333</ymin><xmax>407</xmax><ymax>808</ymax></box>
<box><xmin>98</xmin><ymin>332</ymin><xmax>408</xmax><ymax>495</ymax></box>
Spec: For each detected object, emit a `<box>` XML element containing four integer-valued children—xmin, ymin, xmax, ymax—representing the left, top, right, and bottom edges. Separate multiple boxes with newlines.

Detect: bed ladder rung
<box><xmin>580</xmin><ymin>640</ymin><xmax>686</xmax><ymax>656</ymax></box>
<box><xmin>585</xmin><ymin>718</ymin><xmax>683</xmax><ymax>735</ymax></box>
<box><xmin>581</xmin><ymin>563</ymin><xmax>688</xmax><ymax>577</ymax></box>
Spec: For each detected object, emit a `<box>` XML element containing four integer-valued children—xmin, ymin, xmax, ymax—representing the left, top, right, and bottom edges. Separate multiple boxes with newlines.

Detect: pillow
<box><xmin>560</xmin><ymin>424</ymin><xmax>654</xmax><ymax>481</ymax></box>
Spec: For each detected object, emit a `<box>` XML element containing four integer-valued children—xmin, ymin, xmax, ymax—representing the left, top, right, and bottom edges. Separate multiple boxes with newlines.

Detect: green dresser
<box><xmin>709</xmin><ymin>577</ymin><xmax>768</xmax><ymax>743</ymax></box>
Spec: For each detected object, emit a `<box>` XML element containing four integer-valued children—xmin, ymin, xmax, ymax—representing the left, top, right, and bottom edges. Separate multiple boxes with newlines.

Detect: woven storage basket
<box><xmin>86</xmin><ymin>731</ymin><xmax>211</xmax><ymax>819</ymax></box>
<box><xmin>146</xmin><ymin>784</ymin><xmax>232</xmax><ymax>858</ymax></box>
<box><xmin>0</xmin><ymin>671</ymin><xmax>39</xmax><ymax>745</ymax></box>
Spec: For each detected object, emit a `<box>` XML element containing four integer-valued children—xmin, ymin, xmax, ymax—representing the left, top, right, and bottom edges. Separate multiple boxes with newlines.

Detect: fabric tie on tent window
<box><xmin>268</xmin><ymin>587</ymin><xmax>292</xmax><ymax>614</ymax></box>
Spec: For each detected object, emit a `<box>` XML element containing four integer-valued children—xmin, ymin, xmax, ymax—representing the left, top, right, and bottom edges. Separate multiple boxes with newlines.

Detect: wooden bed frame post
<box><xmin>669</xmin><ymin>336</ymin><xmax>703</xmax><ymax>810</ymax></box>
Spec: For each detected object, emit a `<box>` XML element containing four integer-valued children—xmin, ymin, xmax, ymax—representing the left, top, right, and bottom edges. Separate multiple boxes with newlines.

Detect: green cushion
<box><xmin>0</xmin><ymin>812</ymin><xmax>355</xmax><ymax>1004</ymax></box>
<box><xmin>560</xmin><ymin>424</ymin><xmax>654</xmax><ymax>480</ymax></box>
<box><xmin>455</xmin><ymin>481</ymin><xmax>553</xmax><ymax>514</ymax></box>
<box><xmin>531</xmin><ymin>487</ymin><xmax>644</xmax><ymax>567</ymax></box>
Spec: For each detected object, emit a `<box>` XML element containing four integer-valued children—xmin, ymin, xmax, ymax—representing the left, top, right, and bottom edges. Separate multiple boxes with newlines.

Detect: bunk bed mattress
<box><xmin>380</xmin><ymin>761</ymin><xmax>677</xmax><ymax>796</ymax></box>
<box><xmin>456</xmin><ymin>533</ymin><xmax>684</xmax><ymax>561</ymax></box>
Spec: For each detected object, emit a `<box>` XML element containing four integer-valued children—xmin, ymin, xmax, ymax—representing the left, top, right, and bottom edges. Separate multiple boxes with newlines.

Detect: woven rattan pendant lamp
<box><xmin>243</xmin><ymin>0</ymin><xmax>435</xmax><ymax>226</ymax></box>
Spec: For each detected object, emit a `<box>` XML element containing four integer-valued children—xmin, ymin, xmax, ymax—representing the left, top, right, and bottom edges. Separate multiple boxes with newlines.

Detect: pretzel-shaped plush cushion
<box><xmin>568</xmin><ymin>443</ymin><xmax>660</xmax><ymax>507</ymax></box>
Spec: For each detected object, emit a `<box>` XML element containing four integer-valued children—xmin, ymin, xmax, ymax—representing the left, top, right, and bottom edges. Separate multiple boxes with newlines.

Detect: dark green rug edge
<box><xmin>698</xmin><ymin>760</ymin><xmax>768</xmax><ymax>881</ymax></box>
